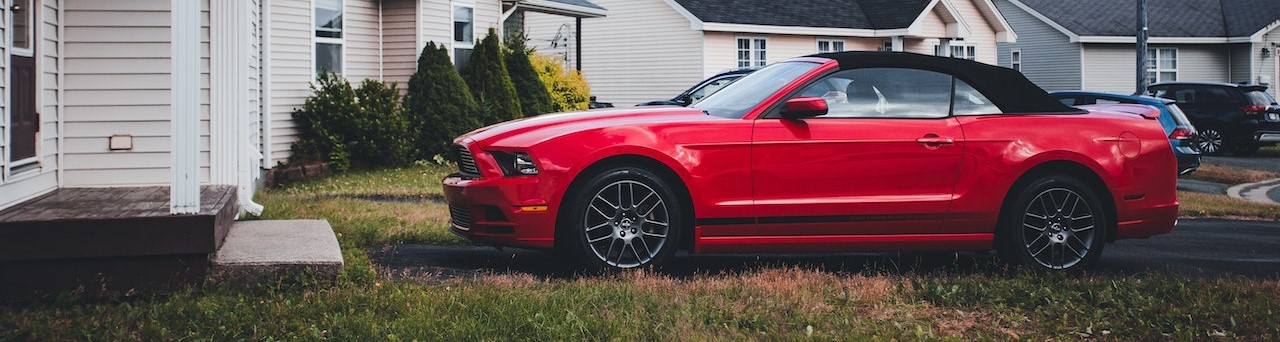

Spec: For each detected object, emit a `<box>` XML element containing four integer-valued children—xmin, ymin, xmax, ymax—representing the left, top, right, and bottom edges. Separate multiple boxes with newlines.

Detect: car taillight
<box><xmin>1169</xmin><ymin>128</ymin><xmax>1195</xmax><ymax>140</ymax></box>
<box><xmin>1241</xmin><ymin>105</ymin><xmax>1267</xmax><ymax>115</ymax></box>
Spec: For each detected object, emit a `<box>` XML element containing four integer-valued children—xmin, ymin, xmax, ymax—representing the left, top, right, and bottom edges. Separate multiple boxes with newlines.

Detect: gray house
<box><xmin>993</xmin><ymin>0</ymin><xmax>1280</xmax><ymax>98</ymax></box>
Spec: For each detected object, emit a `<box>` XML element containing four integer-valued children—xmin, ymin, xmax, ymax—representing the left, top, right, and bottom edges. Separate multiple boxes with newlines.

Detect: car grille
<box><xmin>449</xmin><ymin>204</ymin><xmax>473</xmax><ymax>231</ymax></box>
<box><xmin>457</xmin><ymin>145</ymin><xmax>481</xmax><ymax>177</ymax></box>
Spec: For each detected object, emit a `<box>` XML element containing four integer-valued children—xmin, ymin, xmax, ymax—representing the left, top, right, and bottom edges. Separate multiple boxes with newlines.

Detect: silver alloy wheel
<box><xmin>1198</xmin><ymin>128</ymin><xmax>1223</xmax><ymax>155</ymax></box>
<box><xmin>582</xmin><ymin>180</ymin><xmax>671</xmax><ymax>268</ymax></box>
<box><xmin>1021</xmin><ymin>187</ymin><xmax>1097</xmax><ymax>270</ymax></box>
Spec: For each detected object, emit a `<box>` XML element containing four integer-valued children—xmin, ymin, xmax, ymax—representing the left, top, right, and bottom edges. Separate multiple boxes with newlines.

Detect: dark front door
<box><xmin>9</xmin><ymin>0</ymin><xmax>37</xmax><ymax>163</ymax></box>
<box><xmin>10</xmin><ymin>55</ymin><xmax>36</xmax><ymax>162</ymax></box>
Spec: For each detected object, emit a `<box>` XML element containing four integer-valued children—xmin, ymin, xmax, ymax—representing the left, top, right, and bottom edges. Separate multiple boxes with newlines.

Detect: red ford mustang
<box><xmin>443</xmin><ymin>51</ymin><xmax>1178</xmax><ymax>271</ymax></box>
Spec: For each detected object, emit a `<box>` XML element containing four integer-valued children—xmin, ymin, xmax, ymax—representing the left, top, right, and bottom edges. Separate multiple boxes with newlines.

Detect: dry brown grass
<box><xmin>1183</xmin><ymin>163</ymin><xmax>1280</xmax><ymax>185</ymax></box>
<box><xmin>1179</xmin><ymin>191</ymin><xmax>1280</xmax><ymax>220</ymax></box>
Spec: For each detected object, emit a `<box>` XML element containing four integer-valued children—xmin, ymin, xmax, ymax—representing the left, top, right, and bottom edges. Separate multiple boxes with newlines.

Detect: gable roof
<box><xmin>542</xmin><ymin>0</ymin><xmax>605</xmax><ymax>11</ymax></box>
<box><xmin>1013</xmin><ymin>0</ymin><xmax>1280</xmax><ymax>39</ymax></box>
<box><xmin>671</xmin><ymin>0</ymin><xmax>929</xmax><ymax>30</ymax></box>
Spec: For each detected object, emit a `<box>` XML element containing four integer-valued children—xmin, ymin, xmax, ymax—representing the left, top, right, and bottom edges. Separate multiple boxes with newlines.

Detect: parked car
<box><xmin>636</xmin><ymin>68</ymin><xmax>757</xmax><ymax>107</ymax></box>
<box><xmin>1051</xmin><ymin>91</ymin><xmax>1200</xmax><ymax>175</ymax></box>
<box><xmin>1147</xmin><ymin>82</ymin><xmax>1280</xmax><ymax>155</ymax></box>
<box><xmin>444</xmin><ymin>52</ymin><xmax>1177</xmax><ymax>272</ymax></box>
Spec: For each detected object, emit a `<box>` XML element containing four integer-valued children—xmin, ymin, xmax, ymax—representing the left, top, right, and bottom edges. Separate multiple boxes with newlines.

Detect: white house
<box><xmin>522</xmin><ymin>0</ymin><xmax>1015</xmax><ymax>106</ymax></box>
<box><xmin>0</xmin><ymin>0</ymin><xmax>606</xmax><ymax>213</ymax></box>
<box><xmin>993</xmin><ymin>0</ymin><xmax>1280</xmax><ymax>97</ymax></box>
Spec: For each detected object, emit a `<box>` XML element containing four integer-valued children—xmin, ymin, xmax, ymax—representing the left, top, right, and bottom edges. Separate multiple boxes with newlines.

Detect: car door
<box><xmin>751</xmin><ymin>67</ymin><xmax>965</xmax><ymax>236</ymax></box>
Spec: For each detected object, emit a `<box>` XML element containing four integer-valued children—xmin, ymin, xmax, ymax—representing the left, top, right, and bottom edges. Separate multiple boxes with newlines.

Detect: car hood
<box><xmin>456</xmin><ymin>106</ymin><xmax>714</xmax><ymax>147</ymax></box>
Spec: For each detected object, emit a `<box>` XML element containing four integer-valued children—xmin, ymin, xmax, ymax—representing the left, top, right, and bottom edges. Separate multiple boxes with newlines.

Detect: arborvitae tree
<box><xmin>504</xmin><ymin>35</ymin><xmax>556</xmax><ymax>116</ymax></box>
<box><xmin>404</xmin><ymin>42</ymin><xmax>482</xmax><ymax>159</ymax></box>
<box><xmin>462</xmin><ymin>28</ymin><xmax>522</xmax><ymax>125</ymax></box>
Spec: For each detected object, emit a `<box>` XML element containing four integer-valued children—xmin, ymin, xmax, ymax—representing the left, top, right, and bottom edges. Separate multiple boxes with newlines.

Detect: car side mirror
<box><xmin>676</xmin><ymin>94</ymin><xmax>693</xmax><ymax>106</ymax></box>
<box><xmin>781</xmin><ymin>97</ymin><xmax>828</xmax><ymax>119</ymax></box>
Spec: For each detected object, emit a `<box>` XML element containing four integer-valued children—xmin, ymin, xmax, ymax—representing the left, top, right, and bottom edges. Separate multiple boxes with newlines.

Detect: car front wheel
<box><xmin>563</xmin><ymin>166</ymin><xmax>682</xmax><ymax>271</ymax></box>
<box><xmin>999</xmin><ymin>175</ymin><xmax>1106</xmax><ymax>271</ymax></box>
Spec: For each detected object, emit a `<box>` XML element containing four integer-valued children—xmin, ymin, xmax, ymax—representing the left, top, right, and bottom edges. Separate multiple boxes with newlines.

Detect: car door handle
<box><xmin>916</xmin><ymin>135</ymin><xmax>954</xmax><ymax>146</ymax></box>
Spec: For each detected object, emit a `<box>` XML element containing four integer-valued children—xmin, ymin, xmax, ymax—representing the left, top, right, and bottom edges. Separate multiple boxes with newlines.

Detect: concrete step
<box><xmin>208</xmin><ymin>220</ymin><xmax>344</xmax><ymax>285</ymax></box>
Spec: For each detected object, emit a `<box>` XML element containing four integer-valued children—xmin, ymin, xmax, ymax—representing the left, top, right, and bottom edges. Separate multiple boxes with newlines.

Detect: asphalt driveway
<box><xmin>372</xmin><ymin>218</ymin><xmax>1280</xmax><ymax>280</ymax></box>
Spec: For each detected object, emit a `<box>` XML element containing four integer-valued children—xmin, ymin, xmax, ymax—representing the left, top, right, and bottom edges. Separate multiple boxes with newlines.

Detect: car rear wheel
<box><xmin>1197</xmin><ymin>127</ymin><xmax>1226</xmax><ymax>155</ymax></box>
<box><xmin>563</xmin><ymin>166</ymin><xmax>682</xmax><ymax>271</ymax></box>
<box><xmin>999</xmin><ymin>175</ymin><xmax>1106</xmax><ymax>271</ymax></box>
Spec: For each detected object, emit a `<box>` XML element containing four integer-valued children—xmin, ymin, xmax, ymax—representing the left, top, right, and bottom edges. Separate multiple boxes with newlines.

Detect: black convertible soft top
<box><xmin>809</xmin><ymin>51</ymin><xmax>1084</xmax><ymax>114</ymax></box>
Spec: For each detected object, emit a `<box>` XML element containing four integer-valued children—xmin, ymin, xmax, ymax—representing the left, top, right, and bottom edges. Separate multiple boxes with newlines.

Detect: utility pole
<box><xmin>1135</xmin><ymin>0</ymin><xmax>1149</xmax><ymax>95</ymax></box>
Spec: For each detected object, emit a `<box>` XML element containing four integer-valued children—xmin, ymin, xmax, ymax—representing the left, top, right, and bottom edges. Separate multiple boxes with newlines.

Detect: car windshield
<box><xmin>692</xmin><ymin>62</ymin><xmax>820</xmax><ymax>118</ymax></box>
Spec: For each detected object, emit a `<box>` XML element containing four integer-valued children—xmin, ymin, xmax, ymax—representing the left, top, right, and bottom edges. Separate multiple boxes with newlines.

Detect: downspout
<box><xmin>240</xmin><ymin>0</ymin><xmax>265</xmax><ymax>216</ymax></box>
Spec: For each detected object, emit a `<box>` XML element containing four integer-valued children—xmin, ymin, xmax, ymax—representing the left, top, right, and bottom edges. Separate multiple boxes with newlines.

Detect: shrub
<box><xmin>352</xmin><ymin>79</ymin><xmax>412</xmax><ymax>167</ymax></box>
<box><xmin>289</xmin><ymin>73</ymin><xmax>412</xmax><ymax>171</ymax></box>
<box><xmin>404</xmin><ymin>42</ymin><xmax>483</xmax><ymax>159</ymax></box>
<box><xmin>461</xmin><ymin>28</ymin><xmax>522</xmax><ymax>125</ymax></box>
<box><xmin>504</xmin><ymin>35</ymin><xmax>556</xmax><ymax>116</ymax></box>
<box><xmin>530</xmin><ymin>53</ymin><xmax>591</xmax><ymax>112</ymax></box>
<box><xmin>290</xmin><ymin>72</ymin><xmax>357</xmax><ymax>171</ymax></box>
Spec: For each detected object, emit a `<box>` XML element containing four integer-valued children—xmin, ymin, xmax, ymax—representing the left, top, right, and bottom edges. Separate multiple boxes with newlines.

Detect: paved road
<box><xmin>1201</xmin><ymin>155</ymin><xmax>1280</xmax><ymax>174</ymax></box>
<box><xmin>371</xmin><ymin>219</ymin><xmax>1280</xmax><ymax>280</ymax></box>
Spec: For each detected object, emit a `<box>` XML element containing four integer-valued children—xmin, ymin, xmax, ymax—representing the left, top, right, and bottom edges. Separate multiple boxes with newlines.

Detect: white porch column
<box><xmin>170</xmin><ymin>0</ymin><xmax>201</xmax><ymax>214</ymax></box>
<box><xmin>938</xmin><ymin>39</ymin><xmax>952</xmax><ymax>57</ymax></box>
<box><xmin>890</xmin><ymin>36</ymin><xmax>904</xmax><ymax>52</ymax></box>
<box><xmin>212</xmin><ymin>0</ymin><xmax>265</xmax><ymax>216</ymax></box>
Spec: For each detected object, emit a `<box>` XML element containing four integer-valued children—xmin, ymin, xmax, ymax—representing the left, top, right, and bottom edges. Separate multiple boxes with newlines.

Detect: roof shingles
<box><xmin>672</xmin><ymin>0</ymin><xmax>930</xmax><ymax>30</ymax></box>
<box><xmin>1019</xmin><ymin>0</ymin><xmax>1279</xmax><ymax>38</ymax></box>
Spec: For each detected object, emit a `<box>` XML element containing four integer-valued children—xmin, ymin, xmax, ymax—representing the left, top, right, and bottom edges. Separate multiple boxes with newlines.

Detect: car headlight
<box><xmin>490</xmin><ymin>151</ymin><xmax>539</xmax><ymax>176</ymax></box>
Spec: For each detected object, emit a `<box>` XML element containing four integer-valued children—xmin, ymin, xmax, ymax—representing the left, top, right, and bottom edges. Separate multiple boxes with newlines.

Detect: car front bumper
<box><xmin>442</xmin><ymin>174</ymin><xmax>558</xmax><ymax>249</ymax></box>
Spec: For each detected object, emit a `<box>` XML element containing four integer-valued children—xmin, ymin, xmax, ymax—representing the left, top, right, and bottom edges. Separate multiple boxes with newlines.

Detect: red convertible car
<box><xmin>443</xmin><ymin>51</ymin><xmax>1178</xmax><ymax>272</ymax></box>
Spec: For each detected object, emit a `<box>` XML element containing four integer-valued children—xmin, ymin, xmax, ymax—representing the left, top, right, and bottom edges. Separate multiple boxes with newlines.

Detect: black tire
<box><xmin>997</xmin><ymin>175</ymin><xmax>1107</xmax><ymax>272</ymax></box>
<box><xmin>561</xmin><ymin>166</ymin><xmax>683</xmax><ymax>271</ymax></box>
<box><xmin>1197</xmin><ymin>127</ymin><xmax>1226</xmax><ymax>155</ymax></box>
<box><xmin>1229</xmin><ymin>143</ymin><xmax>1260</xmax><ymax>156</ymax></box>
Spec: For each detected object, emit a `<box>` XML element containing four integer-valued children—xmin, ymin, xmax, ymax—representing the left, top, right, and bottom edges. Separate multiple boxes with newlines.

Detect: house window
<box><xmin>452</xmin><ymin>4</ymin><xmax>476</xmax><ymax>68</ymax></box>
<box><xmin>314</xmin><ymin>0</ymin><xmax>343</xmax><ymax>74</ymax></box>
<box><xmin>1010</xmin><ymin>50</ymin><xmax>1021</xmax><ymax>71</ymax></box>
<box><xmin>935</xmin><ymin>41</ymin><xmax>976</xmax><ymax>60</ymax></box>
<box><xmin>11</xmin><ymin>0</ymin><xmax>32</xmax><ymax>54</ymax></box>
<box><xmin>882</xmin><ymin>40</ymin><xmax>893</xmax><ymax>51</ymax></box>
<box><xmin>737</xmin><ymin>37</ymin><xmax>767</xmax><ymax>68</ymax></box>
<box><xmin>1146</xmin><ymin>48</ymin><xmax>1177</xmax><ymax>84</ymax></box>
<box><xmin>817</xmin><ymin>39</ymin><xmax>845</xmax><ymax>53</ymax></box>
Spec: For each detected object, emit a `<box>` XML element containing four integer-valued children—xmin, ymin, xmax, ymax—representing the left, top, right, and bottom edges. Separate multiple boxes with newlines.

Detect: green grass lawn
<box><xmin>3</xmin><ymin>164</ymin><xmax>1278</xmax><ymax>340</ymax></box>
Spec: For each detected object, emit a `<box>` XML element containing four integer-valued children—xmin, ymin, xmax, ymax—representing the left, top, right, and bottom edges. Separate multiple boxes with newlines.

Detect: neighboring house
<box><xmin>522</xmin><ymin>0</ymin><xmax>1016</xmax><ymax>106</ymax></box>
<box><xmin>993</xmin><ymin>0</ymin><xmax>1280</xmax><ymax>98</ymax></box>
<box><xmin>0</xmin><ymin>0</ymin><xmax>605</xmax><ymax>213</ymax></box>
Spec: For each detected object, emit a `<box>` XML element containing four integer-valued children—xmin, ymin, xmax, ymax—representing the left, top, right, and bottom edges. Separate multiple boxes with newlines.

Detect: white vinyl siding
<box><xmin>249</xmin><ymin>0</ymin><xmax>264</xmax><ymax>174</ymax></box>
<box><xmin>994</xmin><ymin>0</ymin><xmax>1082</xmax><ymax>91</ymax></box>
<box><xmin>524</xmin><ymin>0</ymin><xmax>704</xmax><ymax>107</ymax></box>
<box><xmin>0</xmin><ymin>0</ymin><xmax>60</xmax><ymax>210</ymax></box>
<box><xmin>427</xmin><ymin>0</ymin><xmax>499</xmax><ymax>65</ymax></box>
<box><xmin>344</xmin><ymin>0</ymin><xmax>382</xmax><ymax>82</ymax></box>
<box><xmin>705</xmin><ymin>33</ymin><xmax>883</xmax><ymax>75</ymax></box>
<box><xmin>381</xmin><ymin>0</ymin><xmax>417</xmax><ymax>94</ymax></box>
<box><xmin>1228</xmin><ymin>43</ymin><xmax>1252</xmax><ymax>84</ymax></box>
<box><xmin>61</xmin><ymin>0</ymin><xmax>212</xmax><ymax>187</ymax></box>
<box><xmin>268</xmin><ymin>0</ymin><xmax>311</xmax><ymax>165</ymax></box>
<box><xmin>1082</xmin><ymin>44</ymin><xmax>1228</xmax><ymax>94</ymax></box>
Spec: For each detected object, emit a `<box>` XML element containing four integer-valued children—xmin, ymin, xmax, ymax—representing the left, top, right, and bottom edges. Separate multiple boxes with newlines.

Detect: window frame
<box><xmin>10</xmin><ymin>0</ymin><xmax>35</xmax><ymax>57</ymax></box>
<box><xmin>736</xmin><ymin>36</ymin><xmax>768</xmax><ymax>68</ymax></box>
<box><xmin>816</xmin><ymin>38</ymin><xmax>846</xmax><ymax>53</ymax></box>
<box><xmin>1146</xmin><ymin>47</ymin><xmax>1178</xmax><ymax>84</ymax></box>
<box><xmin>1010</xmin><ymin>49</ymin><xmax>1021</xmax><ymax>71</ymax></box>
<box><xmin>313</xmin><ymin>0</ymin><xmax>345</xmax><ymax>76</ymax></box>
<box><xmin>449</xmin><ymin>2</ymin><xmax>477</xmax><ymax>67</ymax></box>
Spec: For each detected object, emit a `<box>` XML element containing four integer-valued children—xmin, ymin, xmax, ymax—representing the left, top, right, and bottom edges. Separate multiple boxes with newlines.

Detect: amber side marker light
<box><xmin>519</xmin><ymin>205</ymin><xmax>549</xmax><ymax>212</ymax></box>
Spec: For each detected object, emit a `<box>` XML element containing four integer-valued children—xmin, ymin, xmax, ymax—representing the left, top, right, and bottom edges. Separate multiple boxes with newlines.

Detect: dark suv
<box><xmin>1148</xmin><ymin>82</ymin><xmax>1280</xmax><ymax>155</ymax></box>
